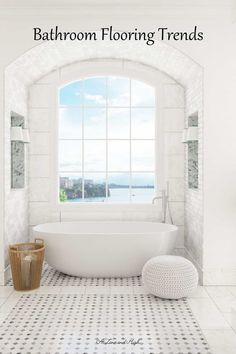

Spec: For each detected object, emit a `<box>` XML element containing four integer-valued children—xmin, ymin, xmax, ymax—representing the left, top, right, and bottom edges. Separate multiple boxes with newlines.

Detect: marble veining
<box><xmin>11</xmin><ymin>141</ymin><xmax>24</xmax><ymax>189</ymax></box>
<box><xmin>188</xmin><ymin>141</ymin><xmax>198</xmax><ymax>189</ymax></box>
<box><xmin>11</xmin><ymin>114</ymin><xmax>25</xmax><ymax>189</ymax></box>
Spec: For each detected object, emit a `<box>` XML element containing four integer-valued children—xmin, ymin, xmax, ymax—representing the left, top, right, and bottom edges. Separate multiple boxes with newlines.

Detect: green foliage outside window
<box><xmin>59</xmin><ymin>189</ymin><xmax>67</xmax><ymax>202</ymax></box>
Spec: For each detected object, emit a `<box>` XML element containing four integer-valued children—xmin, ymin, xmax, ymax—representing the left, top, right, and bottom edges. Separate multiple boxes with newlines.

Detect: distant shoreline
<box><xmin>109</xmin><ymin>185</ymin><xmax>154</xmax><ymax>189</ymax></box>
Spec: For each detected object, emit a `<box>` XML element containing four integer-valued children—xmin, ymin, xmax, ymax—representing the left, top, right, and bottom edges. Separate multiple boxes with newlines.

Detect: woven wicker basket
<box><xmin>9</xmin><ymin>239</ymin><xmax>45</xmax><ymax>291</ymax></box>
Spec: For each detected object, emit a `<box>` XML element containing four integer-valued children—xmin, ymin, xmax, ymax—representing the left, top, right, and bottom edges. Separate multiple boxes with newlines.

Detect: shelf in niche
<box><xmin>182</xmin><ymin>127</ymin><xmax>198</xmax><ymax>143</ymax></box>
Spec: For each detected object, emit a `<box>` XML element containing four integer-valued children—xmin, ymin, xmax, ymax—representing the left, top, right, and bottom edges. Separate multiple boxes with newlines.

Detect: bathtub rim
<box><xmin>33</xmin><ymin>221</ymin><xmax>178</xmax><ymax>236</ymax></box>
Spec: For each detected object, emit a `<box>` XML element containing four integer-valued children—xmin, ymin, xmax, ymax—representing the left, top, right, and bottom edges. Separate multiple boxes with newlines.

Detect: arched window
<box><xmin>58</xmin><ymin>76</ymin><xmax>155</xmax><ymax>203</ymax></box>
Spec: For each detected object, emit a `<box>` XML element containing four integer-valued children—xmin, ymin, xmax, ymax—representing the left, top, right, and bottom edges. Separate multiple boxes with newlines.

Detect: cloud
<box><xmin>84</xmin><ymin>94</ymin><xmax>106</xmax><ymax>105</ymax></box>
<box><xmin>108</xmin><ymin>93</ymin><xmax>129</xmax><ymax>106</ymax></box>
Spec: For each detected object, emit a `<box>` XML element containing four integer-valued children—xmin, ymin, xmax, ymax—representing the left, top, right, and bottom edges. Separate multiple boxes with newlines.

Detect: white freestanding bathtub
<box><xmin>33</xmin><ymin>221</ymin><xmax>178</xmax><ymax>277</ymax></box>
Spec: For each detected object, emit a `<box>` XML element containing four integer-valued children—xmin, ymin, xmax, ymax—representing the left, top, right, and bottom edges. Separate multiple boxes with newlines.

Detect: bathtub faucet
<box><xmin>152</xmin><ymin>190</ymin><xmax>168</xmax><ymax>223</ymax></box>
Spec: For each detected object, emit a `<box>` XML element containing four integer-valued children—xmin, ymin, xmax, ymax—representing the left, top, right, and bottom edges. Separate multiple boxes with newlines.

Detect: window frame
<box><xmin>51</xmin><ymin>60</ymin><xmax>165</xmax><ymax>210</ymax></box>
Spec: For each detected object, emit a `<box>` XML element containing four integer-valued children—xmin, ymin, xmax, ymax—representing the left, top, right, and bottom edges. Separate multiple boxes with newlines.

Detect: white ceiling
<box><xmin>0</xmin><ymin>0</ymin><xmax>233</xmax><ymax>7</ymax></box>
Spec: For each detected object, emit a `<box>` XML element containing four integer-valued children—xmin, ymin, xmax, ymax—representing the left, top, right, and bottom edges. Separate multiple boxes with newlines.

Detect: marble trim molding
<box><xmin>185</xmin><ymin>247</ymin><xmax>203</xmax><ymax>285</ymax></box>
<box><xmin>186</xmin><ymin>248</ymin><xmax>236</xmax><ymax>286</ymax></box>
<box><xmin>202</xmin><ymin>268</ymin><xmax>236</xmax><ymax>286</ymax></box>
<box><xmin>1</xmin><ymin>265</ymin><xmax>11</xmax><ymax>285</ymax></box>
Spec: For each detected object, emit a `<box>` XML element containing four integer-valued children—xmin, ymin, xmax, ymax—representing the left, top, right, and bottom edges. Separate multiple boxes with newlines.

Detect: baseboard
<box><xmin>4</xmin><ymin>264</ymin><xmax>11</xmax><ymax>285</ymax></box>
<box><xmin>0</xmin><ymin>271</ymin><xmax>4</xmax><ymax>286</ymax></box>
<box><xmin>202</xmin><ymin>268</ymin><xmax>236</xmax><ymax>286</ymax></box>
<box><xmin>173</xmin><ymin>247</ymin><xmax>186</xmax><ymax>256</ymax></box>
<box><xmin>184</xmin><ymin>248</ymin><xmax>203</xmax><ymax>285</ymax></box>
<box><xmin>0</xmin><ymin>265</ymin><xmax>11</xmax><ymax>286</ymax></box>
<box><xmin>184</xmin><ymin>249</ymin><xmax>236</xmax><ymax>285</ymax></box>
<box><xmin>173</xmin><ymin>247</ymin><xmax>205</xmax><ymax>284</ymax></box>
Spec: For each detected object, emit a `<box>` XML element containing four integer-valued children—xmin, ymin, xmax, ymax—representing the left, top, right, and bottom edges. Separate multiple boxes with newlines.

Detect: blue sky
<box><xmin>59</xmin><ymin>76</ymin><xmax>155</xmax><ymax>186</ymax></box>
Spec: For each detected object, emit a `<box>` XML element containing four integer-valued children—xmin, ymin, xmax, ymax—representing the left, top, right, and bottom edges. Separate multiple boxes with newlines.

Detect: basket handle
<box><xmin>34</xmin><ymin>238</ymin><xmax>44</xmax><ymax>244</ymax></box>
<box><xmin>9</xmin><ymin>245</ymin><xmax>18</xmax><ymax>251</ymax></box>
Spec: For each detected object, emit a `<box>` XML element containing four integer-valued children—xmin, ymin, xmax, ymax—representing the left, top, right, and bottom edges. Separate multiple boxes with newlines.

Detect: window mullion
<box><xmin>129</xmin><ymin>79</ymin><xmax>132</xmax><ymax>203</ymax></box>
<box><xmin>106</xmin><ymin>77</ymin><xmax>108</xmax><ymax>201</ymax></box>
<box><xmin>82</xmin><ymin>80</ymin><xmax>85</xmax><ymax>200</ymax></box>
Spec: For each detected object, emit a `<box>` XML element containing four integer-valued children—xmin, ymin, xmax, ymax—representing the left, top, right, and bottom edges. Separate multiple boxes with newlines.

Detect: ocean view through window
<box><xmin>59</xmin><ymin>76</ymin><xmax>156</xmax><ymax>203</ymax></box>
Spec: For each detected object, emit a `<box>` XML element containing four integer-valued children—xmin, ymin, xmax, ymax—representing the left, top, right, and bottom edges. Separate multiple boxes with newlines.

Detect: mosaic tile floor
<box><xmin>0</xmin><ymin>293</ymin><xmax>211</xmax><ymax>354</ymax></box>
<box><xmin>7</xmin><ymin>263</ymin><xmax>143</xmax><ymax>287</ymax></box>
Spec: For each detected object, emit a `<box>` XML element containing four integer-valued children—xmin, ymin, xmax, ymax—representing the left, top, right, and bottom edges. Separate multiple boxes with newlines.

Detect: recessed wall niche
<box><xmin>11</xmin><ymin>112</ymin><xmax>25</xmax><ymax>189</ymax></box>
<box><xmin>188</xmin><ymin>112</ymin><xmax>198</xmax><ymax>189</ymax></box>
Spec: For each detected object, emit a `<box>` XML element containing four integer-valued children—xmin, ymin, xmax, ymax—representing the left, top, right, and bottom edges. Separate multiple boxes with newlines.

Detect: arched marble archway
<box><xmin>2</xmin><ymin>40</ymin><xmax>203</xmax><ymax>284</ymax></box>
<box><xmin>6</xmin><ymin>39</ymin><xmax>202</xmax><ymax>87</ymax></box>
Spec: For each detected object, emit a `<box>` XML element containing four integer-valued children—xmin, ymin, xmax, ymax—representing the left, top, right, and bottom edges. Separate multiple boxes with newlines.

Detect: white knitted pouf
<box><xmin>142</xmin><ymin>255</ymin><xmax>198</xmax><ymax>299</ymax></box>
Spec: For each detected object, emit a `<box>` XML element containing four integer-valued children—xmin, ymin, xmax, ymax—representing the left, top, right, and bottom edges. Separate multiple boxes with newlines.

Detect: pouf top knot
<box><xmin>149</xmin><ymin>255</ymin><xmax>194</xmax><ymax>266</ymax></box>
<box><xmin>144</xmin><ymin>255</ymin><xmax>197</xmax><ymax>273</ymax></box>
<box><xmin>142</xmin><ymin>255</ymin><xmax>198</xmax><ymax>299</ymax></box>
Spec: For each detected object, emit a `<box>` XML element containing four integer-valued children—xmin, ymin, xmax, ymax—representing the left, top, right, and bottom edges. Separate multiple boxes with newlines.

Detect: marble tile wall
<box><xmin>3</xmin><ymin>42</ymin><xmax>203</xmax><ymax>279</ymax></box>
<box><xmin>6</xmin><ymin>40</ymin><xmax>202</xmax><ymax>90</ymax></box>
<box><xmin>11</xmin><ymin>142</ymin><xmax>25</xmax><ymax>189</ymax></box>
<box><xmin>188</xmin><ymin>141</ymin><xmax>198</xmax><ymax>189</ymax></box>
<box><xmin>4</xmin><ymin>73</ymin><xmax>29</xmax><ymax>268</ymax></box>
<box><xmin>185</xmin><ymin>73</ymin><xmax>203</xmax><ymax>273</ymax></box>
